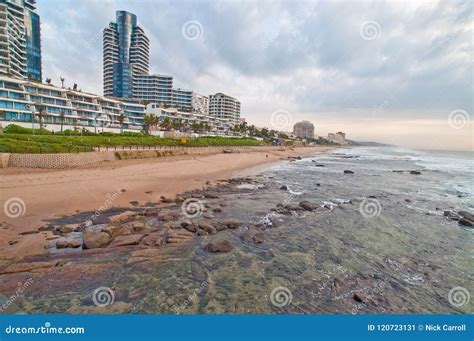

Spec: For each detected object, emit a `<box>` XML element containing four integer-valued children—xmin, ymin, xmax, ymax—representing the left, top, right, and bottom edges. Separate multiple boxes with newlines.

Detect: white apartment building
<box><xmin>146</xmin><ymin>103</ymin><xmax>231</xmax><ymax>133</ymax></box>
<box><xmin>0</xmin><ymin>75</ymin><xmax>145</xmax><ymax>132</ymax></box>
<box><xmin>191</xmin><ymin>93</ymin><xmax>209</xmax><ymax>115</ymax></box>
<box><xmin>209</xmin><ymin>92</ymin><xmax>240</xmax><ymax>125</ymax></box>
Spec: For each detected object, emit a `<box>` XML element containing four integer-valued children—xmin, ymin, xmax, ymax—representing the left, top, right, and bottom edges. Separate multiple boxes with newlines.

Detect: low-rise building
<box><xmin>0</xmin><ymin>75</ymin><xmax>145</xmax><ymax>132</ymax></box>
<box><xmin>293</xmin><ymin>120</ymin><xmax>314</xmax><ymax>139</ymax></box>
<box><xmin>146</xmin><ymin>103</ymin><xmax>231</xmax><ymax>133</ymax></box>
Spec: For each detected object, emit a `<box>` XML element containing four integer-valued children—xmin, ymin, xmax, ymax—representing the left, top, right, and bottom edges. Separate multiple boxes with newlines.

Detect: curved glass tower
<box><xmin>0</xmin><ymin>0</ymin><xmax>42</xmax><ymax>81</ymax></box>
<box><xmin>103</xmin><ymin>10</ymin><xmax>149</xmax><ymax>98</ymax></box>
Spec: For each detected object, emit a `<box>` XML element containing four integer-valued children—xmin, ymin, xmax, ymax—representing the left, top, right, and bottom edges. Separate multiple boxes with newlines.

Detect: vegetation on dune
<box><xmin>0</xmin><ymin>125</ymin><xmax>265</xmax><ymax>153</ymax></box>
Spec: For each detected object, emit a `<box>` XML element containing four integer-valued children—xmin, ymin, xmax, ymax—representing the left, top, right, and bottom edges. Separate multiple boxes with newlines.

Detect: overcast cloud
<box><xmin>39</xmin><ymin>0</ymin><xmax>472</xmax><ymax>150</ymax></box>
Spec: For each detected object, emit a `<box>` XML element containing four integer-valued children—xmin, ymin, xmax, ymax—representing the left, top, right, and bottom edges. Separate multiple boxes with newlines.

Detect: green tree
<box><xmin>118</xmin><ymin>113</ymin><xmax>126</xmax><ymax>133</ymax></box>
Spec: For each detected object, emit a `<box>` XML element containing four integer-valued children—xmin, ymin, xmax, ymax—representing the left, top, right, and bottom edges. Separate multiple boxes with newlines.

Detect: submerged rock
<box><xmin>204</xmin><ymin>240</ymin><xmax>233</xmax><ymax>253</ymax></box>
<box><xmin>280</xmin><ymin>185</ymin><xmax>288</xmax><ymax>191</ymax></box>
<box><xmin>343</xmin><ymin>170</ymin><xmax>354</xmax><ymax>174</ymax></box>
<box><xmin>410</xmin><ymin>170</ymin><xmax>421</xmax><ymax>175</ymax></box>
<box><xmin>299</xmin><ymin>201</ymin><xmax>318</xmax><ymax>211</ymax></box>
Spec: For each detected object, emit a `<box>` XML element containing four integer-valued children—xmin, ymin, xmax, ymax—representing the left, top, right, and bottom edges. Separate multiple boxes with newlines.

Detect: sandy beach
<box><xmin>0</xmin><ymin>146</ymin><xmax>333</xmax><ymax>259</ymax></box>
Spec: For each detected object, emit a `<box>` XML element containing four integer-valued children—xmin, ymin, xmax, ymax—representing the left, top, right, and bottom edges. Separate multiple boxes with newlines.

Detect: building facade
<box><xmin>293</xmin><ymin>121</ymin><xmax>314</xmax><ymax>139</ymax></box>
<box><xmin>146</xmin><ymin>104</ymin><xmax>231</xmax><ymax>133</ymax></box>
<box><xmin>0</xmin><ymin>0</ymin><xmax>41</xmax><ymax>81</ymax></box>
<box><xmin>327</xmin><ymin>132</ymin><xmax>347</xmax><ymax>144</ymax></box>
<box><xmin>103</xmin><ymin>10</ymin><xmax>149</xmax><ymax>98</ymax></box>
<box><xmin>209</xmin><ymin>92</ymin><xmax>240</xmax><ymax>125</ymax></box>
<box><xmin>0</xmin><ymin>75</ymin><xmax>145</xmax><ymax>131</ymax></box>
<box><xmin>132</xmin><ymin>73</ymin><xmax>173</xmax><ymax>106</ymax></box>
<box><xmin>171</xmin><ymin>88</ymin><xmax>192</xmax><ymax>111</ymax></box>
<box><xmin>191</xmin><ymin>93</ymin><xmax>209</xmax><ymax>115</ymax></box>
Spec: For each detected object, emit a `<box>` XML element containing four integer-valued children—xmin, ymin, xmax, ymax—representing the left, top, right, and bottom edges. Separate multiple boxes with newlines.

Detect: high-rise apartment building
<box><xmin>0</xmin><ymin>0</ymin><xmax>41</xmax><ymax>81</ymax></box>
<box><xmin>209</xmin><ymin>93</ymin><xmax>241</xmax><ymax>125</ymax></box>
<box><xmin>103</xmin><ymin>10</ymin><xmax>149</xmax><ymax>98</ymax></box>
<box><xmin>293</xmin><ymin>121</ymin><xmax>315</xmax><ymax>139</ymax></box>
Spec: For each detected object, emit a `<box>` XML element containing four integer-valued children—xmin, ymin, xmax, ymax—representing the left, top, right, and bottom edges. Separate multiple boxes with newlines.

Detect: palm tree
<box><xmin>161</xmin><ymin>117</ymin><xmax>171</xmax><ymax>131</ymax></box>
<box><xmin>59</xmin><ymin>111</ymin><xmax>66</xmax><ymax>132</ymax></box>
<box><xmin>60</xmin><ymin>77</ymin><xmax>65</xmax><ymax>88</ymax></box>
<box><xmin>118</xmin><ymin>113</ymin><xmax>126</xmax><ymax>133</ymax></box>
<box><xmin>33</xmin><ymin>104</ymin><xmax>45</xmax><ymax>130</ymax></box>
<box><xmin>143</xmin><ymin>114</ymin><xmax>157</xmax><ymax>135</ymax></box>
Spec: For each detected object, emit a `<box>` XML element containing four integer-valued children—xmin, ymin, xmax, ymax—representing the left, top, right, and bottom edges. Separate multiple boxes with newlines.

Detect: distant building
<box><xmin>172</xmin><ymin>88</ymin><xmax>193</xmax><ymax>111</ymax></box>
<box><xmin>0</xmin><ymin>0</ymin><xmax>42</xmax><ymax>81</ymax></box>
<box><xmin>103</xmin><ymin>10</ymin><xmax>150</xmax><ymax>98</ymax></box>
<box><xmin>327</xmin><ymin>131</ymin><xmax>347</xmax><ymax>144</ymax></box>
<box><xmin>191</xmin><ymin>93</ymin><xmax>209</xmax><ymax>115</ymax></box>
<box><xmin>209</xmin><ymin>92</ymin><xmax>241</xmax><ymax>125</ymax></box>
<box><xmin>293</xmin><ymin>121</ymin><xmax>314</xmax><ymax>139</ymax></box>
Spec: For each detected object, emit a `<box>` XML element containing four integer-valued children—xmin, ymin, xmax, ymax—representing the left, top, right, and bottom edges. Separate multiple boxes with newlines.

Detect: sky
<box><xmin>39</xmin><ymin>0</ymin><xmax>472</xmax><ymax>150</ymax></box>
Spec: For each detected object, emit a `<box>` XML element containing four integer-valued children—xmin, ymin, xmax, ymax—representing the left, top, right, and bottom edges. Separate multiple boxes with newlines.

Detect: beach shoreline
<box><xmin>0</xmin><ymin>145</ymin><xmax>336</xmax><ymax>259</ymax></box>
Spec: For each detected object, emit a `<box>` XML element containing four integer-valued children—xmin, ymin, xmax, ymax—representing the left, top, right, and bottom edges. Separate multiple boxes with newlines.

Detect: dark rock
<box><xmin>253</xmin><ymin>233</ymin><xmax>264</xmax><ymax>244</ymax></box>
<box><xmin>199</xmin><ymin>220</ymin><xmax>216</xmax><ymax>234</ymax></box>
<box><xmin>316</xmin><ymin>183</ymin><xmax>321</xmax><ymax>187</ymax></box>
<box><xmin>284</xmin><ymin>203</ymin><xmax>302</xmax><ymax>211</ymax></box>
<box><xmin>203</xmin><ymin>193</ymin><xmax>219</xmax><ymax>199</ymax></box>
<box><xmin>196</xmin><ymin>229</ymin><xmax>207</xmax><ymax>236</ymax></box>
<box><xmin>458</xmin><ymin>211</ymin><xmax>474</xmax><ymax>222</ymax></box>
<box><xmin>343</xmin><ymin>170</ymin><xmax>354</xmax><ymax>174</ymax></box>
<box><xmin>299</xmin><ymin>201</ymin><xmax>317</xmax><ymax>211</ymax></box>
<box><xmin>280</xmin><ymin>185</ymin><xmax>288</xmax><ymax>191</ymax></box>
<box><xmin>315</xmin><ymin>164</ymin><xmax>326</xmax><ymax>167</ymax></box>
<box><xmin>129</xmin><ymin>201</ymin><xmax>139</xmax><ymax>206</ymax></box>
<box><xmin>410</xmin><ymin>170</ymin><xmax>421</xmax><ymax>175</ymax></box>
<box><xmin>405</xmin><ymin>199</ymin><xmax>411</xmax><ymax>203</ymax></box>
<box><xmin>220</xmin><ymin>219</ymin><xmax>242</xmax><ymax>229</ymax></box>
<box><xmin>352</xmin><ymin>292</ymin><xmax>366</xmax><ymax>303</ymax></box>
<box><xmin>204</xmin><ymin>240</ymin><xmax>233</xmax><ymax>253</ymax></box>
<box><xmin>19</xmin><ymin>230</ymin><xmax>39</xmax><ymax>235</ymax></box>
<box><xmin>459</xmin><ymin>218</ymin><xmax>473</xmax><ymax>228</ymax></box>
<box><xmin>144</xmin><ymin>208</ymin><xmax>159</xmax><ymax>217</ymax></box>
<box><xmin>212</xmin><ymin>207</ymin><xmax>223</xmax><ymax>213</ymax></box>
<box><xmin>145</xmin><ymin>191</ymin><xmax>152</xmax><ymax>194</ymax></box>
<box><xmin>368</xmin><ymin>195</ymin><xmax>377</xmax><ymax>199</ymax></box>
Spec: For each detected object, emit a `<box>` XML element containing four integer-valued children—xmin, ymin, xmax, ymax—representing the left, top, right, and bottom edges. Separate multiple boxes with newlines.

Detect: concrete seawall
<box><xmin>0</xmin><ymin>146</ymin><xmax>290</xmax><ymax>169</ymax></box>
